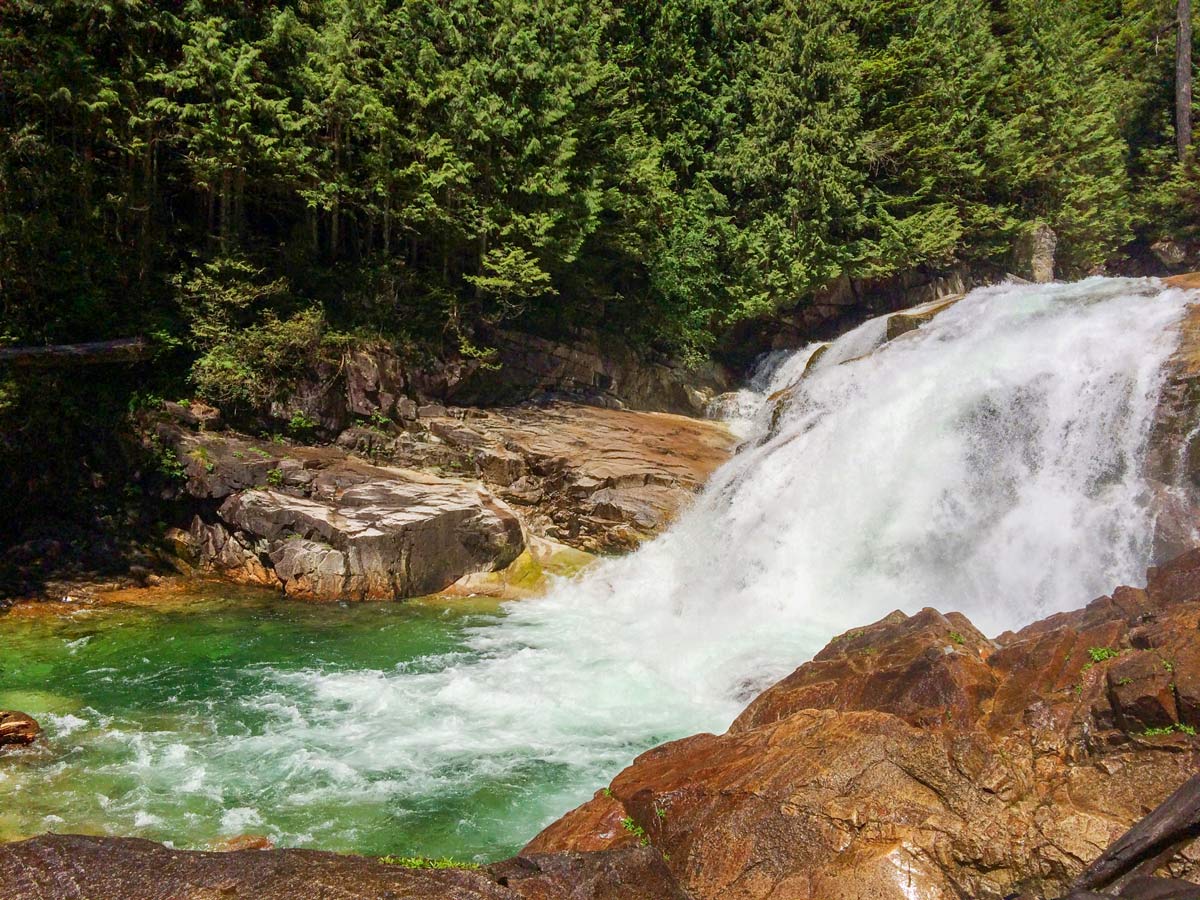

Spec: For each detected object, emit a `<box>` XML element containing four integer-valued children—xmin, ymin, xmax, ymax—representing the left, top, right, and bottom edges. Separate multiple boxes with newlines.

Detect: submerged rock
<box><xmin>0</xmin><ymin>710</ymin><xmax>39</xmax><ymax>749</ymax></box>
<box><xmin>527</xmin><ymin>548</ymin><xmax>1200</xmax><ymax>899</ymax></box>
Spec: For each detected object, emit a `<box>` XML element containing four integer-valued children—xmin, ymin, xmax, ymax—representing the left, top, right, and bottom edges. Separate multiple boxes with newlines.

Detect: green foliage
<box><xmin>148</xmin><ymin>436</ymin><xmax>186</xmax><ymax>482</ymax></box>
<box><xmin>949</xmin><ymin>631</ymin><xmax>966</xmax><ymax>645</ymax></box>
<box><xmin>287</xmin><ymin>411</ymin><xmax>318</xmax><ymax>438</ymax></box>
<box><xmin>621</xmin><ymin>815</ymin><xmax>651</xmax><ymax>847</ymax></box>
<box><xmin>1141</xmin><ymin>722</ymin><xmax>1197</xmax><ymax>737</ymax></box>
<box><xmin>0</xmin><ymin>0</ymin><xmax>1197</xmax><ymax>383</ymax></box>
<box><xmin>187</xmin><ymin>446</ymin><xmax>216</xmax><ymax>474</ymax></box>
<box><xmin>1088</xmin><ymin>646</ymin><xmax>1121</xmax><ymax>663</ymax></box>
<box><xmin>379</xmin><ymin>855</ymin><xmax>481</xmax><ymax>870</ymax></box>
<box><xmin>266</xmin><ymin>467</ymin><xmax>285</xmax><ymax>487</ymax></box>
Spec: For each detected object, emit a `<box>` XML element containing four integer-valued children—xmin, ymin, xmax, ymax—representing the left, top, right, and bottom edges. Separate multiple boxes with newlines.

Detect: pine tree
<box><xmin>995</xmin><ymin>0</ymin><xmax>1133</xmax><ymax>272</ymax></box>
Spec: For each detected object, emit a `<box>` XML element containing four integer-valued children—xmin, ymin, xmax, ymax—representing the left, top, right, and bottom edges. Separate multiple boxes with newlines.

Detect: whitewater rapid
<box><xmin>6</xmin><ymin>276</ymin><xmax>1195</xmax><ymax>856</ymax></box>
<box><xmin>253</xmin><ymin>278</ymin><xmax>1192</xmax><ymax>839</ymax></box>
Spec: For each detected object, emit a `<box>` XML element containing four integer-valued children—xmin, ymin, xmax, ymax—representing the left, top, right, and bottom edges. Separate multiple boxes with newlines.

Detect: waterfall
<box><xmin>8</xmin><ymin>277</ymin><xmax>1193</xmax><ymax>857</ymax></box>
<box><xmin>264</xmin><ymin>276</ymin><xmax>1192</xmax><ymax>844</ymax></box>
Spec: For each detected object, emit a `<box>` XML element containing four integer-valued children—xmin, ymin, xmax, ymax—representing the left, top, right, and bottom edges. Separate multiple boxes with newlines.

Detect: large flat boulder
<box><xmin>161</xmin><ymin>427</ymin><xmax>524</xmax><ymax>601</ymax></box>
<box><xmin>332</xmin><ymin>402</ymin><xmax>736</xmax><ymax>553</ymax></box>
<box><xmin>220</xmin><ymin>480</ymin><xmax>523</xmax><ymax>600</ymax></box>
<box><xmin>156</xmin><ymin>395</ymin><xmax>734</xmax><ymax>594</ymax></box>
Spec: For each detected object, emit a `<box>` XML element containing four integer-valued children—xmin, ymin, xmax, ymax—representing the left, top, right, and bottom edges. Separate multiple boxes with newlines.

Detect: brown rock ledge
<box><xmin>0</xmin><ymin>835</ymin><xmax>685</xmax><ymax>900</ymax></box>
<box><xmin>528</xmin><ymin>549</ymin><xmax>1200</xmax><ymax>899</ymax></box>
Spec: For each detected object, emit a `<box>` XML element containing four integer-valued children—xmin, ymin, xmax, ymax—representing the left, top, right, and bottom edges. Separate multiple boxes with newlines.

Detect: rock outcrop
<box><xmin>1013</xmin><ymin>222</ymin><xmax>1058</xmax><ymax>283</ymax></box>
<box><xmin>161</xmin><ymin>399</ymin><xmax>734</xmax><ymax>585</ymax></box>
<box><xmin>268</xmin><ymin>329</ymin><xmax>730</xmax><ymax>437</ymax></box>
<box><xmin>527</xmin><ymin>550</ymin><xmax>1200</xmax><ymax>900</ymax></box>
<box><xmin>161</xmin><ymin>425</ymin><xmax>524</xmax><ymax>600</ymax></box>
<box><xmin>715</xmin><ymin>264</ymin><xmax>986</xmax><ymax>372</ymax></box>
<box><xmin>364</xmin><ymin>403</ymin><xmax>736</xmax><ymax>552</ymax></box>
<box><xmin>1147</xmin><ymin>273</ymin><xmax>1200</xmax><ymax>562</ymax></box>
<box><xmin>760</xmin><ymin>292</ymin><xmax>965</xmax><ymax>442</ymax></box>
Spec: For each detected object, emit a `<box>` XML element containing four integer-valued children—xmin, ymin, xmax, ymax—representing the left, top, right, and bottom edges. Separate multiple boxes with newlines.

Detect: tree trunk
<box><xmin>0</xmin><ymin>338</ymin><xmax>150</xmax><ymax>368</ymax></box>
<box><xmin>1179</xmin><ymin>0</ymin><xmax>1193</xmax><ymax>161</ymax></box>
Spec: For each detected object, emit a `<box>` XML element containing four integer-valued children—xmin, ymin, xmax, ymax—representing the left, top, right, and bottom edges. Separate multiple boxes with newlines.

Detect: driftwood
<box><xmin>0</xmin><ymin>337</ymin><xmax>150</xmax><ymax>368</ymax></box>
<box><xmin>1061</xmin><ymin>773</ymin><xmax>1200</xmax><ymax>899</ymax></box>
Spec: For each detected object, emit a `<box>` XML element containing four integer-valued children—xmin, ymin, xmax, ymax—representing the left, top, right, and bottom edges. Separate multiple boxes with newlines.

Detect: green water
<box><xmin>0</xmin><ymin>586</ymin><xmax>593</xmax><ymax>861</ymax></box>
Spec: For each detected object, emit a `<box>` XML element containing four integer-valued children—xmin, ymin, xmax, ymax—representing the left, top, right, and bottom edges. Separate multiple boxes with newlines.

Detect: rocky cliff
<box><xmin>525</xmin><ymin>549</ymin><xmax>1200</xmax><ymax>899</ymax></box>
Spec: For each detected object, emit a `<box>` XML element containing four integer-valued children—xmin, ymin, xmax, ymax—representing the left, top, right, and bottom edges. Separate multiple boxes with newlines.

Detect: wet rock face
<box><xmin>0</xmin><ymin>835</ymin><xmax>687</xmax><ymax>900</ymax></box>
<box><xmin>1147</xmin><ymin>278</ymin><xmax>1200</xmax><ymax>564</ymax></box>
<box><xmin>731</xmin><ymin>607</ymin><xmax>995</xmax><ymax>732</ymax></box>
<box><xmin>1013</xmin><ymin>223</ymin><xmax>1058</xmax><ymax>283</ymax></box>
<box><xmin>0</xmin><ymin>710</ymin><xmax>40</xmax><ymax>749</ymax></box>
<box><xmin>158</xmin><ymin>398</ymin><xmax>731</xmax><ymax>595</ymax></box>
<box><xmin>528</xmin><ymin>549</ymin><xmax>1200</xmax><ymax>900</ymax></box>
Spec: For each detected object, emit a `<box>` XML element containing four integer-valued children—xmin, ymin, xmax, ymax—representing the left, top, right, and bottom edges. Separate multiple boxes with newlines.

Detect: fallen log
<box><xmin>0</xmin><ymin>337</ymin><xmax>150</xmax><ymax>368</ymax></box>
<box><xmin>1069</xmin><ymin>773</ymin><xmax>1200</xmax><ymax>895</ymax></box>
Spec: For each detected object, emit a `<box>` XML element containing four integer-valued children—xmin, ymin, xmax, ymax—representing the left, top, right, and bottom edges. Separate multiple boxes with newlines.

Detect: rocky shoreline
<box><xmin>147</xmin><ymin>398</ymin><xmax>735</xmax><ymax>602</ymax></box>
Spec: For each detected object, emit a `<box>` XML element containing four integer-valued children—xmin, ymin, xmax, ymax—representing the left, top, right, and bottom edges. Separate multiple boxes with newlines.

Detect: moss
<box><xmin>535</xmin><ymin>542</ymin><xmax>596</xmax><ymax>579</ymax></box>
<box><xmin>1141</xmin><ymin>723</ymin><xmax>1196</xmax><ymax>737</ymax></box>
<box><xmin>378</xmin><ymin>855</ymin><xmax>481</xmax><ymax>870</ymax></box>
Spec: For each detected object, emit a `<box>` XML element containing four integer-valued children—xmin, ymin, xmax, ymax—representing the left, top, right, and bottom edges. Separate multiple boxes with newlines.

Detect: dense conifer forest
<box><xmin>1</xmin><ymin>0</ymin><xmax>1198</xmax><ymax>558</ymax></box>
<box><xmin>3</xmin><ymin>1</ymin><xmax>1198</xmax><ymax>365</ymax></box>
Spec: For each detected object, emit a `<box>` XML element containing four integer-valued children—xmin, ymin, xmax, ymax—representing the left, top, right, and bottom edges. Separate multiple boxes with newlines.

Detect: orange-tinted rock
<box><xmin>530</xmin><ymin>548</ymin><xmax>1200</xmax><ymax>899</ymax></box>
<box><xmin>731</xmin><ymin>607</ymin><xmax>995</xmax><ymax>732</ymax></box>
<box><xmin>1165</xmin><ymin>272</ymin><xmax>1200</xmax><ymax>290</ymax></box>
<box><xmin>525</xmin><ymin>789</ymin><xmax>641</xmax><ymax>854</ymax></box>
<box><xmin>211</xmin><ymin>834</ymin><xmax>275</xmax><ymax>852</ymax></box>
<box><xmin>490</xmin><ymin>848</ymin><xmax>688</xmax><ymax>899</ymax></box>
<box><xmin>421</xmin><ymin>402</ymin><xmax>736</xmax><ymax>552</ymax></box>
<box><xmin>1107</xmin><ymin>652</ymin><xmax>1178</xmax><ymax>732</ymax></box>
<box><xmin>0</xmin><ymin>710</ymin><xmax>40</xmax><ymax>748</ymax></box>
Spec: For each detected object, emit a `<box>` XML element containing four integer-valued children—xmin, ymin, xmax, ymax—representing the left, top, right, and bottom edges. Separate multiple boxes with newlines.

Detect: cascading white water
<box><xmin>7</xmin><ymin>276</ymin><xmax>1193</xmax><ymax>857</ymax></box>
<box><xmin>247</xmin><ymin>277</ymin><xmax>1192</xmax><ymax>839</ymax></box>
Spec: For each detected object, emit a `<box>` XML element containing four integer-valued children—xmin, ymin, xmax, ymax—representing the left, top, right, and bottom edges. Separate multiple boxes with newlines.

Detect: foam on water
<box><xmin>1</xmin><ymin>276</ymin><xmax>1193</xmax><ymax>858</ymax></box>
